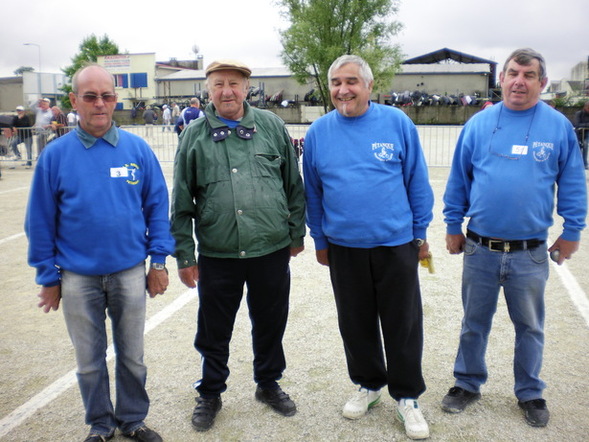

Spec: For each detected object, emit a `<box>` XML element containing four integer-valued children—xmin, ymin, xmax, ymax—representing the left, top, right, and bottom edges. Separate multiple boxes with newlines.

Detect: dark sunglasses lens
<box><xmin>81</xmin><ymin>94</ymin><xmax>116</xmax><ymax>103</ymax></box>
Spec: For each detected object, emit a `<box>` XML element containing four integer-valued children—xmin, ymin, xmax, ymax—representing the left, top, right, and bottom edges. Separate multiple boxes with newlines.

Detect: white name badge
<box><xmin>511</xmin><ymin>145</ymin><xmax>528</xmax><ymax>155</ymax></box>
<box><xmin>110</xmin><ymin>167</ymin><xmax>129</xmax><ymax>178</ymax></box>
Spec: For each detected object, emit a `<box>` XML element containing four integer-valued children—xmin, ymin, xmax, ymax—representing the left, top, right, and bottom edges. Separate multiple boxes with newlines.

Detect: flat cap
<box><xmin>205</xmin><ymin>59</ymin><xmax>251</xmax><ymax>78</ymax></box>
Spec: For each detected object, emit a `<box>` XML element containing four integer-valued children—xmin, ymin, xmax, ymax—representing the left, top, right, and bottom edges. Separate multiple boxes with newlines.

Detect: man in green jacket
<box><xmin>171</xmin><ymin>59</ymin><xmax>306</xmax><ymax>432</ymax></box>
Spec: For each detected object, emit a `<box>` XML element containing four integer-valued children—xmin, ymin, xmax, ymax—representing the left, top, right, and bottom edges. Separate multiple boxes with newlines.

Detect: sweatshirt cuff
<box><xmin>413</xmin><ymin>228</ymin><xmax>427</xmax><ymax>240</ymax></box>
<box><xmin>313</xmin><ymin>236</ymin><xmax>329</xmax><ymax>251</ymax></box>
<box><xmin>446</xmin><ymin>224</ymin><xmax>464</xmax><ymax>235</ymax></box>
<box><xmin>561</xmin><ymin>229</ymin><xmax>582</xmax><ymax>242</ymax></box>
<box><xmin>150</xmin><ymin>254</ymin><xmax>167</xmax><ymax>265</ymax></box>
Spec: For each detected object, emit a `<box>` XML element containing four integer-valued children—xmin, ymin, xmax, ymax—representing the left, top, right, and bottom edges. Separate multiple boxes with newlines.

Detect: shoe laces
<box><xmin>400</xmin><ymin>399</ymin><xmax>425</xmax><ymax>424</ymax></box>
<box><xmin>195</xmin><ymin>397</ymin><xmax>219</xmax><ymax>413</ymax></box>
<box><xmin>268</xmin><ymin>387</ymin><xmax>291</xmax><ymax>402</ymax></box>
<box><xmin>524</xmin><ymin>398</ymin><xmax>547</xmax><ymax>409</ymax></box>
<box><xmin>353</xmin><ymin>387</ymin><xmax>370</xmax><ymax>398</ymax></box>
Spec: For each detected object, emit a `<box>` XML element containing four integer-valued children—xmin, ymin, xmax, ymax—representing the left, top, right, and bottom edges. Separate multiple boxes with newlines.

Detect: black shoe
<box><xmin>441</xmin><ymin>386</ymin><xmax>481</xmax><ymax>413</ymax></box>
<box><xmin>122</xmin><ymin>425</ymin><xmax>162</xmax><ymax>442</ymax></box>
<box><xmin>255</xmin><ymin>385</ymin><xmax>297</xmax><ymax>416</ymax></box>
<box><xmin>84</xmin><ymin>433</ymin><xmax>113</xmax><ymax>442</ymax></box>
<box><xmin>192</xmin><ymin>396</ymin><xmax>222</xmax><ymax>431</ymax></box>
<box><xmin>518</xmin><ymin>398</ymin><xmax>549</xmax><ymax>427</ymax></box>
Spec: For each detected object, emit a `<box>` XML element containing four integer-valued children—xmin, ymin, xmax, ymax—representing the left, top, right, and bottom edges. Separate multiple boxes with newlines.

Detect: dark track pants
<box><xmin>328</xmin><ymin>242</ymin><xmax>426</xmax><ymax>400</ymax></box>
<box><xmin>194</xmin><ymin>247</ymin><xmax>291</xmax><ymax>397</ymax></box>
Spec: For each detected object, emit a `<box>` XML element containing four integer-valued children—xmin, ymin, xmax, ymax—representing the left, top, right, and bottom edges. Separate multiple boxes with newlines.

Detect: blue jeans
<box><xmin>453</xmin><ymin>238</ymin><xmax>549</xmax><ymax>402</ymax></box>
<box><xmin>61</xmin><ymin>262</ymin><xmax>149</xmax><ymax>436</ymax></box>
<box><xmin>10</xmin><ymin>136</ymin><xmax>32</xmax><ymax>162</ymax></box>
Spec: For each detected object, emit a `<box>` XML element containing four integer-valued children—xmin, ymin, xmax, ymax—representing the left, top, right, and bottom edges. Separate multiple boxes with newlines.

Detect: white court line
<box><xmin>2</xmin><ymin>247</ymin><xmax>589</xmax><ymax>437</ymax></box>
<box><xmin>0</xmin><ymin>232</ymin><xmax>25</xmax><ymax>246</ymax></box>
<box><xmin>0</xmin><ymin>186</ymin><xmax>29</xmax><ymax>196</ymax></box>
<box><xmin>551</xmin><ymin>261</ymin><xmax>589</xmax><ymax>327</ymax></box>
<box><xmin>0</xmin><ymin>288</ymin><xmax>197</xmax><ymax>438</ymax></box>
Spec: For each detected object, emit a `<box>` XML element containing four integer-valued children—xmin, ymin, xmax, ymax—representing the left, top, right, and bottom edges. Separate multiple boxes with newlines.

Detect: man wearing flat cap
<box><xmin>171</xmin><ymin>59</ymin><xmax>306</xmax><ymax>432</ymax></box>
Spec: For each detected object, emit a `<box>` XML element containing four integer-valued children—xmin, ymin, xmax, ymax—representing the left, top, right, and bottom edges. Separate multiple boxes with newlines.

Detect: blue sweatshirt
<box><xmin>25</xmin><ymin>125</ymin><xmax>175</xmax><ymax>286</ymax></box>
<box><xmin>303</xmin><ymin>102</ymin><xmax>434</xmax><ymax>250</ymax></box>
<box><xmin>444</xmin><ymin>101</ymin><xmax>587</xmax><ymax>241</ymax></box>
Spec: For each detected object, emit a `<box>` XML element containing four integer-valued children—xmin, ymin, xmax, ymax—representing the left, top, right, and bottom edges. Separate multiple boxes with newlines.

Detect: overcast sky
<box><xmin>1</xmin><ymin>0</ymin><xmax>587</xmax><ymax>83</ymax></box>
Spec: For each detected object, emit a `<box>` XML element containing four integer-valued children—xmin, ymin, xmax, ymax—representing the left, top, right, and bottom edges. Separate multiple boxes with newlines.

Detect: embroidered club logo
<box><xmin>372</xmin><ymin>142</ymin><xmax>395</xmax><ymax>161</ymax></box>
<box><xmin>532</xmin><ymin>141</ymin><xmax>553</xmax><ymax>162</ymax></box>
<box><xmin>125</xmin><ymin>163</ymin><xmax>140</xmax><ymax>185</ymax></box>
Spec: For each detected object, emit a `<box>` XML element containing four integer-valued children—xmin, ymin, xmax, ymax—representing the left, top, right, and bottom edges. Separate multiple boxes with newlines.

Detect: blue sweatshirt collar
<box><xmin>334</xmin><ymin>101</ymin><xmax>373</xmax><ymax>122</ymax></box>
<box><xmin>75</xmin><ymin>123</ymin><xmax>119</xmax><ymax>148</ymax></box>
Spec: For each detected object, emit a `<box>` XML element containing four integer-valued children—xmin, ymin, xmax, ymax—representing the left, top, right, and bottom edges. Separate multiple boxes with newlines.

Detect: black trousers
<box><xmin>328</xmin><ymin>242</ymin><xmax>426</xmax><ymax>400</ymax></box>
<box><xmin>195</xmin><ymin>247</ymin><xmax>291</xmax><ymax>397</ymax></box>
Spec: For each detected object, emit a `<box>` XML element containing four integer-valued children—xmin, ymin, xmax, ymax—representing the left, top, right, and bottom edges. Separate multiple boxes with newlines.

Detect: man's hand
<box><xmin>38</xmin><ymin>285</ymin><xmax>61</xmax><ymax>313</ymax></box>
<box><xmin>549</xmin><ymin>237</ymin><xmax>580</xmax><ymax>265</ymax></box>
<box><xmin>290</xmin><ymin>246</ymin><xmax>304</xmax><ymax>257</ymax></box>
<box><xmin>147</xmin><ymin>268</ymin><xmax>169</xmax><ymax>298</ymax></box>
<box><xmin>178</xmin><ymin>265</ymin><xmax>199</xmax><ymax>288</ymax></box>
<box><xmin>316</xmin><ymin>248</ymin><xmax>329</xmax><ymax>266</ymax></box>
<box><xmin>446</xmin><ymin>233</ymin><xmax>466</xmax><ymax>255</ymax></box>
<box><xmin>418</xmin><ymin>241</ymin><xmax>431</xmax><ymax>261</ymax></box>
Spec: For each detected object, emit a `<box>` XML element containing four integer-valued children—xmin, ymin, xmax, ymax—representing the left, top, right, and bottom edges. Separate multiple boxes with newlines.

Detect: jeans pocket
<box><xmin>464</xmin><ymin>237</ymin><xmax>478</xmax><ymax>256</ymax></box>
<box><xmin>527</xmin><ymin>245</ymin><xmax>548</xmax><ymax>264</ymax></box>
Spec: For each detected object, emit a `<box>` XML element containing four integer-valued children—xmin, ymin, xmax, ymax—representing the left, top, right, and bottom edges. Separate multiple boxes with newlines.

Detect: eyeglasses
<box><xmin>77</xmin><ymin>93</ymin><xmax>118</xmax><ymax>103</ymax></box>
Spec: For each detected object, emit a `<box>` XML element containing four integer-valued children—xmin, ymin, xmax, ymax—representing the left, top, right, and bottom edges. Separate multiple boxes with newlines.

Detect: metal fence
<box><xmin>1</xmin><ymin>124</ymin><xmax>463</xmax><ymax>169</ymax></box>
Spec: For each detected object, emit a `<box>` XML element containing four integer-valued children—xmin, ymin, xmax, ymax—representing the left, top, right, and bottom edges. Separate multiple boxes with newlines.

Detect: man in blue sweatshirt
<box><xmin>442</xmin><ymin>48</ymin><xmax>587</xmax><ymax>428</ymax></box>
<box><xmin>303</xmin><ymin>55</ymin><xmax>434</xmax><ymax>440</ymax></box>
<box><xmin>25</xmin><ymin>64</ymin><xmax>175</xmax><ymax>442</ymax></box>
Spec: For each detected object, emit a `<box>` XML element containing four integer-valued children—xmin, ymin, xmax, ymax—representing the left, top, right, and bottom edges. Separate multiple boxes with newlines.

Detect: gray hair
<box><xmin>190</xmin><ymin>97</ymin><xmax>200</xmax><ymax>106</ymax></box>
<box><xmin>71</xmin><ymin>64</ymin><xmax>115</xmax><ymax>94</ymax></box>
<box><xmin>328</xmin><ymin>55</ymin><xmax>374</xmax><ymax>87</ymax></box>
<box><xmin>503</xmin><ymin>48</ymin><xmax>547</xmax><ymax>81</ymax></box>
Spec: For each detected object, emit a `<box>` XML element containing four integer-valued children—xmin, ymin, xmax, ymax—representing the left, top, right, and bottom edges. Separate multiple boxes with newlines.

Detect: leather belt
<box><xmin>466</xmin><ymin>230</ymin><xmax>544</xmax><ymax>252</ymax></box>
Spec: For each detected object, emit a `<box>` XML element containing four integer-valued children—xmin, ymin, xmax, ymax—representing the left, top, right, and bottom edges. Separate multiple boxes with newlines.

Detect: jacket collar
<box><xmin>204</xmin><ymin>101</ymin><xmax>256</xmax><ymax>142</ymax></box>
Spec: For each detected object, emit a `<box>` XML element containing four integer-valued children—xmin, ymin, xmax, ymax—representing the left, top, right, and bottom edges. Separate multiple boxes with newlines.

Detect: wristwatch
<box><xmin>415</xmin><ymin>238</ymin><xmax>426</xmax><ymax>247</ymax></box>
<box><xmin>151</xmin><ymin>262</ymin><xmax>166</xmax><ymax>271</ymax></box>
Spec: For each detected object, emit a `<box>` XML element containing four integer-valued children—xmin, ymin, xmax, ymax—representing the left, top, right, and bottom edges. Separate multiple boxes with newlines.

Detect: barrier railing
<box><xmin>1</xmin><ymin>124</ymin><xmax>463</xmax><ymax>168</ymax></box>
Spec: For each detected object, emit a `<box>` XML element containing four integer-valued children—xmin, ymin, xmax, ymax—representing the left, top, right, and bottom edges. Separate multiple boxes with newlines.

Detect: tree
<box><xmin>14</xmin><ymin>66</ymin><xmax>35</xmax><ymax>76</ymax></box>
<box><xmin>277</xmin><ymin>0</ymin><xmax>404</xmax><ymax>112</ymax></box>
<box><xmin>60</xmin><ymin>34</ymin><xmax>120</xmax><ymax>108</ymax></box>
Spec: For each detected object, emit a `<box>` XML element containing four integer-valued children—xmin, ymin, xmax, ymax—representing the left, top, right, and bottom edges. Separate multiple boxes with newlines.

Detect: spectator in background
<box><xmin>10</xmin><ymin>106</ymin><xmax>33</xmax><ymax>167</ymax></box>
<box><xmin>31</xmin><ymin>97</ymin><xmax>52</xmax><ymax>156</ymax></box>
<box><xmin>67</xmin><ymin>109</ymin><xmax>79</xmax><ymax>128</ymax></box>
<box><xmin>49</xmin><ymin>106</ymin><xmax>68</xmax><ymax>140</ymax></box>
<box><xmin>142</xmin><ymin>105</ymin><xmax>157</xmax><ymax>137</ymax></box>
<box><xmin>182</xmin><ymin>98</ymin><xmax>204</xmax><ymax>126</ymax></box>
<box><xmin>162</xmin><ymin>104</ymin><xmax>172</xmax><ymax>131</ymax></box>
<box><xmin>175</xmin><ymin>98</ymin><xmax>204</xmax><ymax>136</ymax></box>
<box><xmin>171</xmin><ymin>102</ymin><xmax>181</xmax><ymax>125</ymax></box>
<box><xmin>573</xmin><ymin>100</ymin><xmax>589</xmax><ymax>169</ymax></box>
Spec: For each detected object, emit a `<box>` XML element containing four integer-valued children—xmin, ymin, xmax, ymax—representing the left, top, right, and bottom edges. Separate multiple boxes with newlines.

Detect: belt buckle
<box><xmin>488</xmin><ymin>239</ymin><xmax>510</xmax><ymax>252</ymax></box>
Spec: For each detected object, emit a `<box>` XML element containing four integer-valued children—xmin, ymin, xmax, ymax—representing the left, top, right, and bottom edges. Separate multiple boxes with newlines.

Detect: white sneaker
<box><xmin>342</xmin><ymin>387</ymin><xmax>382</xmax><ymax>419</ymax></box>
<box><xmin>397</xmin><ymin>398</ymin><xmax>430</xmax><ymax>439</ymax></box>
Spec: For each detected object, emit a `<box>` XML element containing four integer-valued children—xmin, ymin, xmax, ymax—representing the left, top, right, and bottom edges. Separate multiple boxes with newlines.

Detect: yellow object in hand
<box><xmin>420</xmin><ymin>252</ymin><xmax>435</xmax><ymax>274</ymax></box>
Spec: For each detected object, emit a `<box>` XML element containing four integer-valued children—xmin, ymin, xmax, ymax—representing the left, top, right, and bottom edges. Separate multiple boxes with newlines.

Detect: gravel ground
<box><xmin>0</xmin><ymin>165</ymin><xmax>588</xmax><ymax>441</ymax></box>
